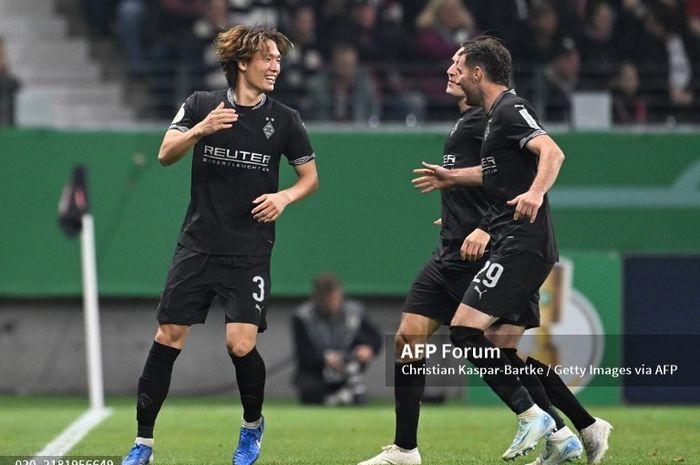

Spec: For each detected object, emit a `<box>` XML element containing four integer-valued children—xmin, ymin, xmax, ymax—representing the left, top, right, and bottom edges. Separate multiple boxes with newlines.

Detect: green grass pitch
<box><xmin>2</xmin><ymin>397</ymin><xmax>699</xmax><ymax>464</ymax></box>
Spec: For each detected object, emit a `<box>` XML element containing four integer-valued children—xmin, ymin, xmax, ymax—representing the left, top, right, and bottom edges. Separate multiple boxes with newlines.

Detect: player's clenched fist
<box><xmin>194</xmin><ymin>101</ymin><xmax>238</xmax><ymax>137</ymax></box>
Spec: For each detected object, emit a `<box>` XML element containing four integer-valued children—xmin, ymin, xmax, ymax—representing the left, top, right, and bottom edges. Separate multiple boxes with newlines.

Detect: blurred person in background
<box><xmin>577</xmin><ymin>1</ymin><xmax>621</xmax><ymax>88</ymax></box>
<box><xmin>229</xmin><ymin>0</ymin><xmax>280</xmax><ymax>28</ymax></box>
<box><xmin>276</xmin><ymin>5</ymin><xmax>323</xmax><ymax>115</ymax></box>
<box><xmin>415</xmin><ymin>0</ymin><xmax>480</xmax><ymax>119</ymax></box>
<box><xmin>0</xmin><ymin>36</ymin><xmax>21</xmax><ymax>127</ymax></box>
<box><xmin>533</xmin><ymin>36</ymin><xmax>580</xmax><ymax>123</ymax></box>
<box><xmin>292</xmin><ymin>273</ymin><xmax>382</xmax><ymax>405</ymax></box>
<box><xmin>611</xmin><ymin>61</ymin><xmax>648</xmax><ymax>124</ymax></box>
<box><xmin>185</xmin><ymin>0</ymin><xmax>232</xmax><ymax>91</ymax></box>
<box><xmin>307</xmin><ymin>42</ymin><xmax>381</xmax><ymax>123</ymax></box>
<box><xmin>115</xmin><ymin>0</ymin><xmax>152</xmax><ymax>78</ymax></box>
<box><xmin>149</xmin><ymin>0</ymin><xmax>203</xmax><ymax>117</ymax></box>
<box><xmin>415</xmin><ymin>0</ymin><xmax>478</xmax><ymax>62</ymax></box>
<box><xmin>636</xmin><ymin>0</ymin><xmax>698</xmax><ymax>122</ymax></box>
<box><xmin>331</xmin><ymin>0</ymin><xmax>403</xmax><ymax>64</ymax></box>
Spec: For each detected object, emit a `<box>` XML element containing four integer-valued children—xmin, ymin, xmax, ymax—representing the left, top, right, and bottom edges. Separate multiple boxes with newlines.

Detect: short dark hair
<box><xmin>312</xmin><ymin>273</ymin><xmax>342</xmax><ymax>299</ymax></box>
<box><xmin>460</xmin><ymin>36</ymin><xmax>512</xmax><ymax>87</ymax></box>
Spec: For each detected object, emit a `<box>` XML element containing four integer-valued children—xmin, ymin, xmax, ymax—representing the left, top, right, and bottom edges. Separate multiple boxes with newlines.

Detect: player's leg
<box><xmin>452</xmin><ymin>254</ymin><xmax>557</xmax><ymax>459</ymax></box>
<box><xmin>123</xmin><ymin>245</ymin><xmax>215</xmax><ymax>465</ymax></box>
<box><xmin>220</xmin><ymin>256</ymin><xmax>270</xmax><ymax>465</ymax></box>
<box><xmin>487</xmin><ymin>325</ymin><xmax>583</xmax><ymax>465</ymax></box>
<box><xmin>123</xmin><ymin>324</ymin><xmax>190</xmax><ymax>465</ymax></box>
<box><xmin>358</xmin><ymin>313</ymin><xmax>441</xmax><ymax>465</ymax></box>
<box><xmin>227</xmin><ymin>323</ymin><xmax>265</xmax><ymax>465</ymax></box>
<box><xmin>526</xmin><ymin>356</ymin><xmax>612</xmax><ymax>464</ymax></box>
<box><xmin>359</xmin><ymin>253</ymin><xmax>462</xmax><ymax>465</ymax></box>
<box><xmin>450</xmin><ymin>304</ymin><xmax>536</xmax><ymax>415</ymax></box>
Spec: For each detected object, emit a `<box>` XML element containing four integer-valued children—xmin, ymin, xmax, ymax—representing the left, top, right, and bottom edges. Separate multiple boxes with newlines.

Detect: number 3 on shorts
<box><xmin>472</xmin><ymin>260</ymin><xmax>504</xmax><ymax>288</ymax></box>
<box><xmin>252</xmin><ymin>275</ymin><xmax>265</xmax><ymax>302</ymax></box>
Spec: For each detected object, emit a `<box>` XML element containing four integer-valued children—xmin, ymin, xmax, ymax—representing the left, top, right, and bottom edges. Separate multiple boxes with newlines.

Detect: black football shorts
<box><xmin>157</xmin><ymin>244</ymin><xmax>270</xmax><ymax>331</ymax></box>
<box><xmin>461</xmin><ymin>251</ymin><xmax>553</xmax><ymax>329</ymax></box>
<box><xmin>403</xmin><ymin>249</ymin><xmax>487</xmax><ymax>325</ymax></box>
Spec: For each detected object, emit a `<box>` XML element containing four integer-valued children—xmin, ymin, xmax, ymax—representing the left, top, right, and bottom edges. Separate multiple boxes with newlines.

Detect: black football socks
<box><xmin>136</xmin><ymin>341</ymin><xmax>181</xmax><ymax>438</ymax></box>
<box><xmin>527</xmin><ymin>356</ymin><xmax>596</xmax><ymax>430</ymax></box>
<box><xmin>502</xmin><ymin>349</ymin><xmax>565</xmax><ymax>430</ymax></box>
<box><xmin>450</xmin><ymin>326</ymin><xmax>534</xmax><ymax>414</ymax></box>
<box><xmin>230</xmin><ymin>347</ymin><xmax>266</xmax><ymax>423</ymax></box>
<box><xmin>394</xmin><ymin>359</ymin><xmax>426</xmax><ymax>450</ymax></box>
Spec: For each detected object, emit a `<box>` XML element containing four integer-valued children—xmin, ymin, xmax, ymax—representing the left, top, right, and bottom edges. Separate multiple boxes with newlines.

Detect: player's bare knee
<box><xmin>394</xmin><ymin>330</ymin><xmax>426</xmax><ymax>362</ymax></box>
<box><xmin>227</xmin><ymin>339</ymin><xmax>255</xmax><ymax>357</ymax></box>
<box><xmin>155</xmin><ymin>324</ymin><xmax>188</xmax><ymax>348</ymax></box>
<box><xmin>394</xmin><ymin>331</ymin><xmax>409</xmax><ymax>359</ymax></box>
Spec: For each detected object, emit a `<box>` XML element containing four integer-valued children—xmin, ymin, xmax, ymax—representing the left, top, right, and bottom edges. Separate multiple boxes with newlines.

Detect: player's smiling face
<box><xmin>241</xmin><ymin>39</ymin><xmax>281</xmax><ymax>94</ymax></box>
<box><xmin>446</xmin><ymin>48</ymin><xmax>466</xmax><ymax>98</ymax></box>
<box><xmin>456</xmin><ymin>53</ymin><xmax>482</xmax><ymax>106</ymax></box>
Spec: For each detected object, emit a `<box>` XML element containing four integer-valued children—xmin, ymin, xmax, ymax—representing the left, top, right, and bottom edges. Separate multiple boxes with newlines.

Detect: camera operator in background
<box><xmin>292</xmin><ymin>273</ymin><xmax>382</xmax><ymax>405</ymax></box>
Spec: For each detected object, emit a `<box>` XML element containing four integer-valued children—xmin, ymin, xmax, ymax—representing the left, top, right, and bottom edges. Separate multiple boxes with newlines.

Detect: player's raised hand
<box><xmin>411</xmin><ymin>161</ymin><xmax>453</xmax><ymax>193</ymax></box>
<box><xmin>460</xmin><ymin>228</ymin><xmax>490</xmax><ymax>261</ymax></box>
<box><xmin>506</xmin><ymin>190</ymin><xmax>544</xmax><ymax>223</ymax></box>
<box><xmin>194</xmin><ymin>101</ymin><xmax>238</xmax><ymax>137</ymax></box>
<box><xmin>252</xmin><ymin>192</ymin><xmax>291</xmax><ymax>223</ymax></box>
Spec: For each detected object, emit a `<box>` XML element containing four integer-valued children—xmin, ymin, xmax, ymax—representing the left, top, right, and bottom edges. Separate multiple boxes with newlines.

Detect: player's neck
<box><xmin>231</xmin><ymin>83</ymin><xmax>264</xmax><ymax>107</ymax></box>
<box><xmin>457</xmin><ymin>98</ymin><xmax>469</xmax><ymax>113</ymax></box>
<box><xmin>482</xmin><ymin>84</ymin><xmax>510</xmax><ymax>113</ymax></box>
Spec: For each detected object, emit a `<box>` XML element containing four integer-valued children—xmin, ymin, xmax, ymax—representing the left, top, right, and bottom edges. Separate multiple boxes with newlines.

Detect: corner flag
<box><xmin>58</xmin><ymin>165</ymin><xmax>89</xmax><ymax>237</ymax></box>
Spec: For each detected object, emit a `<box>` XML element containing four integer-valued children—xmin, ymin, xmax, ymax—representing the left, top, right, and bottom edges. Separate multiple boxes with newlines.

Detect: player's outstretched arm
<box><xmin>411</xmin><ymin>161</ymin><xmax>482</xmax><ymax>193</ymax></box>
<box><xmin>506</xmin><ymin>134</ymin><xmax>565</xmax><ymax>223</ymax></box>
<box><xmin>158</xmin><ymin>102</ymin><xmax>238</xmax><ymax>166</ymax></box>
<box><xmin>252</xmin><ymin>160</ymin><xmax>319</xmax><ymax>223</ymax></box>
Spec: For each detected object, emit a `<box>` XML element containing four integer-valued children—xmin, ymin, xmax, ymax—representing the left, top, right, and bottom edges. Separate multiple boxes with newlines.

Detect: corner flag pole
<box><xmin>59</xmin><ymin>166</ymin><xmax>106</xmax><ymax>412</ymax></box>
<box><xmin>80</xmin><ymin>212</ymin><xmax>105</xmax><ymax>411</ymax></box>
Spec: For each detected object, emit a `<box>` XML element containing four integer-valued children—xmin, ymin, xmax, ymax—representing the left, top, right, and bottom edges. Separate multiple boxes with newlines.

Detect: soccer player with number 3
<box><xmin>121</xmin><ymin>25</ymin><xmax>318</xmax><ymax>465</ymax></box>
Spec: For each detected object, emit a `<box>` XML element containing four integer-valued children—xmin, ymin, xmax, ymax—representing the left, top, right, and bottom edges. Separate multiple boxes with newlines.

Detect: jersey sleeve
<box><xmin>501</xmin><ymin>100</ymin><xmax>548</xmax><ymax>150</ymax></box>
<box><xmin>284</xmin><ymin>110</ymin><xmax>316</xmax><ymax>166</ymax></box>
<box><xmin>168</xmin><ymin>92</ymin><xmax>200</xmax><ymax>132</ymax></box>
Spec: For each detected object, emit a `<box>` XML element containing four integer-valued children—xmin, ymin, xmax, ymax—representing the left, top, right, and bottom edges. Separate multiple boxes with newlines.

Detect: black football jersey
<box><xmin>479</xmin><ymin>90</ymin><xmax>558</xmax><ymax>263</ymax></box>
<box><xmin>168</xmin><ymin>89</ymin><xmax>315</xmax><ymax>256</ymax></box>
<box><xmin>439</xmin><ymin>106</ymin><xmax>490</xmax><ymax>260</ymax></box>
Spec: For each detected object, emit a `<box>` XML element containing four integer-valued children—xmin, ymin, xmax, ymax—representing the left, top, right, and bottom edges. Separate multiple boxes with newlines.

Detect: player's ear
<box><xmin>238</xmin><ymin>60</ymin><xmax>247</xmax><ymax>73</ymax></box>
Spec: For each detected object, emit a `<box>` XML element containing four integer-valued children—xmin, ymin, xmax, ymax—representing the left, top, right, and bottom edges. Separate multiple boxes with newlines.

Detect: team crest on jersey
<box><xmin>263</xmin><ymin>117</ymin><xmax>275</xmax><ymax>139</ymax></box>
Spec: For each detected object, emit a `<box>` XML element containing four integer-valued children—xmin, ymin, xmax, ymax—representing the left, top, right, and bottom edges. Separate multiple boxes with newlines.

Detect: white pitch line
<box><xmin>33</xmin><ymin>407</ymin><xmax>113</xmax><ymax>458</ymax></box>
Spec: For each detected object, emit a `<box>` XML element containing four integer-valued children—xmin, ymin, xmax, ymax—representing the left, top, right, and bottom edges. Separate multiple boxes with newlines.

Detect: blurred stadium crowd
<box><xmin>2</xmin><ymin>0</ymin><xmax>700</xmax><ymax>125</ymax></box>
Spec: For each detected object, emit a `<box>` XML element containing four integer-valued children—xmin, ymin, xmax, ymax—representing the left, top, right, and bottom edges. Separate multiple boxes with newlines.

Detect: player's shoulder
<box><xmin>461</xmin><ymin>106</ymin><xmax>486</xmax><ymax>128</ymax></box>
<box><xmin>267</xmin><ymin>96</ymin><xmax>303</xmax><ymax>121</ymax></box>
<box><xmin>496</xmin><ymin>91</ymin><xmax>536</xmax><ymax>116</ymax></box>
<box><xmin>184</xmin><ymin>89</ymin><xmax>228</xmax><ymax>110</ymax></box>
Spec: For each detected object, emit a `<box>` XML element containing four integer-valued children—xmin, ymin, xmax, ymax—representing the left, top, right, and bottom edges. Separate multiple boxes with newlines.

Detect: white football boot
<box><xmin>525</xmin><ymin>426</ymin><xmax>583</xmax><ymax>465</ymax></box>
<box><xmin>357</xmin><ymin>445</ymin><xmax>421</xmax><ymax>465</ymax></box>
<box><xmin>580</xmin><ymin>418</ymin><xmax>613</xmax><ymax>464</ymax></box>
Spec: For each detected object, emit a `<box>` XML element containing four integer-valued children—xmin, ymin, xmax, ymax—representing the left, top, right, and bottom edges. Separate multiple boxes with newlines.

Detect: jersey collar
<box><xmin>227</xmin><ymin>88</ymin><xmax>267</xmax><ymax>110</ymax></box>
<box><xmin>487</xmin><ymin>88</ymin><xmax>516</xmax><ymax>116</ymax></box>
